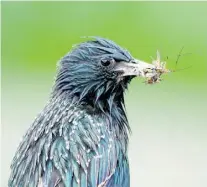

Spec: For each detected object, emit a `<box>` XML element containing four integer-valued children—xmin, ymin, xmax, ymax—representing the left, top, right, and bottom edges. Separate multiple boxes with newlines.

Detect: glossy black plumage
<box><xmin>9</xmin><ymin>37</ymin><xmax>136</xmax><ymax>187</ymax></box>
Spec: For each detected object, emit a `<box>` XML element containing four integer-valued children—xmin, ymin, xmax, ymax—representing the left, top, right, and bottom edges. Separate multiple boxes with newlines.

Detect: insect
<box><xmin>145</xmin><ymin>48</ymin><xmax>191</xmax><ymax>84</ymax></box>
<box><xmin>145</xmin><ymin>50</ymin><xmax>170</xmax><ymax>84</ymax></box>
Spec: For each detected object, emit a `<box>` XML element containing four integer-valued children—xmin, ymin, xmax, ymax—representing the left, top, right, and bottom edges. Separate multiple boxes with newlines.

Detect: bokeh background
<box><xmin>1</xmin><ymin>2</ymin><xmax>207</xmax><ymax>187</ymax></box>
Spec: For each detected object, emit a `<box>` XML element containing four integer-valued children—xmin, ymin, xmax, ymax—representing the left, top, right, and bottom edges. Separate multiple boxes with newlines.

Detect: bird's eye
<box><xmin>100</xmin><ymin>58</ymin><xmax>115</xmax><ymax>67</ymax></box>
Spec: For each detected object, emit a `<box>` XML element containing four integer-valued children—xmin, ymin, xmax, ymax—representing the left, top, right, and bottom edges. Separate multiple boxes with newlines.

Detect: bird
<box><xmin>8</xmin><ymin>37</ymin><xmax>158</xmax><ymax>187</ymax></box>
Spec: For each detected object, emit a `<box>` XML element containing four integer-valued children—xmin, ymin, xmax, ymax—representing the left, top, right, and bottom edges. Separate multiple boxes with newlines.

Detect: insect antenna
<box><xmin>170</xmin><ymin>47</ymin><xmax>192</xmax><ymax>73</ymax></box>
<box><xmin>175</xmin><ymin>46</ymin><xmax>184</xmax><ymax>70</ymax></box>
<box><xmin>171</xmin><ymin>66</ymin><xmax>192</xmax><ymax>73</ymax></box>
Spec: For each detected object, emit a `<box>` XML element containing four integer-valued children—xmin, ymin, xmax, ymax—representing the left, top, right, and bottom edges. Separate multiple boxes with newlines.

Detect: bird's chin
<box><xmin>116</xmin><ymin>75</ymin><xmax>135</xmax><ymax>85</ymax></box>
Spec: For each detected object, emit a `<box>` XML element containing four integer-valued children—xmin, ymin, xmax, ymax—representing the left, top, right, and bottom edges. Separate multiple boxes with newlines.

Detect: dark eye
<box><xmin>100</xmin><ymin>58</ymin><xmax>115</xmax><ymax>67</ymax></box>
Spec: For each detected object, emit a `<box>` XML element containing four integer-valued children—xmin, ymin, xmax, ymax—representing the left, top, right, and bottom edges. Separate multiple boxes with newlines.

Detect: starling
<box><xmin>9</xmin><ymin>37</ymin><xmax>160</xmax><ymax>187</ymax></box>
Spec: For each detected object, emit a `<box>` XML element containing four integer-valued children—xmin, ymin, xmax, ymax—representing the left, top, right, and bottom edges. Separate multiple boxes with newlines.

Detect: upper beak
<box><xmin>114</xmin><ymin>59</ymin><xmax>157</xmax><ymax>78</ymax></box>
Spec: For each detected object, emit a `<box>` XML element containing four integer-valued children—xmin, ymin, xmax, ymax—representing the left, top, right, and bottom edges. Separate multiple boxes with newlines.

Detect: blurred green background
<box><xmin>1</xmin><ymin>2</ymin><xmax>207</xmax><ymax>187</ymax></box>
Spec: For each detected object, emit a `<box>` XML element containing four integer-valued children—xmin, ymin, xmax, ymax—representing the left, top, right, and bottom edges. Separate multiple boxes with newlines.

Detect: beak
<box><xmin>114</xmin><ymin>59</ymin><xmax>157</xmax><ymax>78</ymax></box>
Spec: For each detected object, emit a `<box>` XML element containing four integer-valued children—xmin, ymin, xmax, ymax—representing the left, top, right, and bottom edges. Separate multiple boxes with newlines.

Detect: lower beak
<box><xmin>114</xmin><ymin>59</ymin><xmax>156</xmax><ymax>78</ymax></box>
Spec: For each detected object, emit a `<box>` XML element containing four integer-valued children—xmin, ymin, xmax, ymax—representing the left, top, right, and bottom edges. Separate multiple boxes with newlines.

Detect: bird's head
<box><xmin>53</xmin><ymin>37</ymin><xmax>162</xmax><ymax>111</ymax></box>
